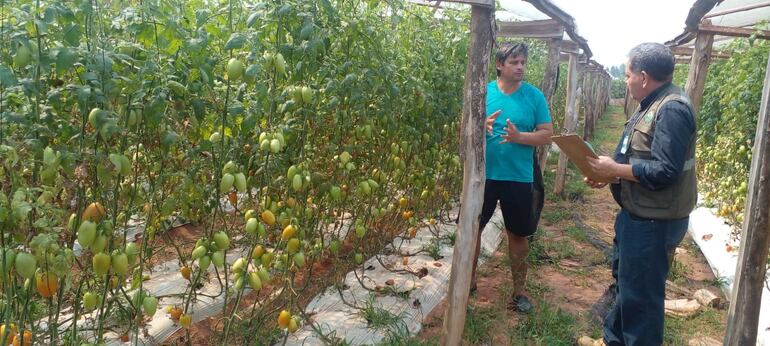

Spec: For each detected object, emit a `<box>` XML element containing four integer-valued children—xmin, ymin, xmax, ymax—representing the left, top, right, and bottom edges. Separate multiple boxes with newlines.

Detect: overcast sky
<box><xmin>498</xmin><ymin>0</ymin><xmax>695</xmax><ymax>67</ymax></box>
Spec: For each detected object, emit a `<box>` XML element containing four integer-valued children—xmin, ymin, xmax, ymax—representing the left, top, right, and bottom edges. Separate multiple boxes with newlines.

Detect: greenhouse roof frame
<box><xmin>667</xmin><ymin>0</ymin><xmax>770</xmax><ymax>47</ymax></box>
<box><xmin>412</xmin><ymin>0</ymin><xmax>594</xmax><ymax>59</ymax></box>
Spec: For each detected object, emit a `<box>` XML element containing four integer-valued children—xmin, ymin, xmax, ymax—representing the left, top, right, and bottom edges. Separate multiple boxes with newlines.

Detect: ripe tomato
<box><xmin>277</xmin><ymin>310</ymin><xmax>291</xmax><ymax>329</ymax></box>
<box><xmin>180</xmin><ymin>266</ymin><xmax>191</xmax><ymax>281</ymax></box>
<box><xmin>35</xmin><ymin>272</ymin><xmax>59</xmax><ymax>298</ymax></box>
<box><xmin>82</xmin><ymin>202</ymin><xmax>107</xmax><ymax>223</ymax></box>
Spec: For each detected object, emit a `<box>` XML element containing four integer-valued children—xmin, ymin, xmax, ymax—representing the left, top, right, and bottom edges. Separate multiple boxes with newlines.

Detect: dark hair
<box><xmin>627</xmin><ymin>43</ymin><xmax>675</xmax><ymax>82</ymax></box>
<box><xmin>496</xmin><ymin>42</ymin><xmax>528</xmax><ymax>76</ymax></box>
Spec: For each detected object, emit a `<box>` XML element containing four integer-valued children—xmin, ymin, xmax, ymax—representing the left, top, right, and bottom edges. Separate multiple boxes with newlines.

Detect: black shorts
<box><xmin>479</xmin><ymin>179</ymin><xmax>536</xmax><ymax>237</ymax></box>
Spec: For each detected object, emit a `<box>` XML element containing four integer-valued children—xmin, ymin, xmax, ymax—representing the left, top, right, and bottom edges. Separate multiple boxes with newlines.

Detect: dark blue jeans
<box><xmin>604</xmin><ymin>209</ymin><xmax>689</xmax><ymax>346</ymax></box>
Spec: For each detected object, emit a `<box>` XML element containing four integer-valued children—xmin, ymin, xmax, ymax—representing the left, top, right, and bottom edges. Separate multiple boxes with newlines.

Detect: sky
<box><xmin>498</xmin><ymin>0</ymin><xmax>696</xmax><ymax>68</ymax></box>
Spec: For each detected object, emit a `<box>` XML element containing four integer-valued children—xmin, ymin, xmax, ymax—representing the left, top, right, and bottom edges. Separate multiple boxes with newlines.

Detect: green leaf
<box><xmin>225</xmin><ymin>33</ymin><xmax>246</xmax><ymax>50</ymax></box>
<box><xmin>56</xmin><ymin>48</ymin><xmax>78</xmax><ymax>74</ymax></box>
<box><xmin>247</xmin><ymin>12</ymin><xmax>261</xmax><ymax>28</ymax></box>
<box><xmin>195</xmin><ymin>9</ymin><xmax>211</xmax><ymax>27</ymax></box>
<box><xmin>161</xmin><ymin>131</ymin><xmax>178</xmax><ymax>148</ymax></box>
<box><xmin>63</xmin><ymin>24</ymin><xmax>81</xmax><ymax>46</ymax></box>
<box><xmin>0</xmin><ymin>65</ymin><xmax>17</xmax><ymax>87</ymax></box>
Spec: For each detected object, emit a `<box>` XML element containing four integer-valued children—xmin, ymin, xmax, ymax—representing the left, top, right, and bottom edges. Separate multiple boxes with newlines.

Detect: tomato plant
<box><xmin>0</xmin><ymin>0</ymin><xmax>556</xmax><ymax>344</ymax></box>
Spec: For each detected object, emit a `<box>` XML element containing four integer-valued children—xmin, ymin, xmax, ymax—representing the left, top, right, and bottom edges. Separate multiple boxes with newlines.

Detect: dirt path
<box><xmin>415</xmin><ymin>106</ymin><xmax>727</xmax><ymax>345</ymax></box>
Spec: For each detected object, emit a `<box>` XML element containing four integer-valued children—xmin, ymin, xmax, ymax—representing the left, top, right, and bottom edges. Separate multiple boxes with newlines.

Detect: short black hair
<box><xmin>627</xmin><ymin>43</ymin><xmax>675</xmax><ymax>82</ymax></box>
<box><xmin>495</xmin><ymin>42</ymin><xmax>528</xmax><ymax>76</ymax></box>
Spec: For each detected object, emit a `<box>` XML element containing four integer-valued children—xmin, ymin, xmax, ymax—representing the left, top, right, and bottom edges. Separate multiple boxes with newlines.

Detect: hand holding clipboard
<box><xmin>550</xmin><ymin>135</ymin><xmax>618</xmax><ymax>184</ymax></box>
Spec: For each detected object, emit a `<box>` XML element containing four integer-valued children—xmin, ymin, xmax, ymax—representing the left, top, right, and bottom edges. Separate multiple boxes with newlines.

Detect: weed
<box><xmin>511</xmin><ymin>300</ymin><xmax>579</xmax><ymax>346</ymax></box>
<box><xmin>359</xmin><ymin>295</ymin><xmax>404</xmax><ymax>331</ymax></box>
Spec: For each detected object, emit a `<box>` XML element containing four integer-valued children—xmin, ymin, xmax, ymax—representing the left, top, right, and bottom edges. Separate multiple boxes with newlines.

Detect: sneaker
<box><xmin>577</xmin><ymin>336</ymin><xmax>606</xmax><ymax>346</ymax></box>
<box><xmin>509</xmin><ymin>294</ymin><xmax>533</xmax><ymax>313</ymax></box>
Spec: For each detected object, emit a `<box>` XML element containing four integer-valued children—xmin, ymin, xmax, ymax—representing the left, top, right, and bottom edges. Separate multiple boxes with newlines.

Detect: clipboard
<box><xmin>551</xmin><ymin>134</ymin><xmax>616</xmax><ymax>184</ymax></box>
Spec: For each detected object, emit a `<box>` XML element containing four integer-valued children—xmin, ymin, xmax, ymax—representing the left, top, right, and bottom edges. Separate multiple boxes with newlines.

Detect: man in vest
<box><xmin>584</xmin><ymin>42</ymin><xmax>697</xmax><ymax>345</ymax></box>
<box><xmin>472</xmin><ymin>42</ymin><xmax>553</xmax><ymax>313</ymax></box>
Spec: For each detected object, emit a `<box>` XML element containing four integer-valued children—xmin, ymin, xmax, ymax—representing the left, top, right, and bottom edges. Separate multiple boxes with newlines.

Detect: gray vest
<box><xmin>620</xmin><ymin>84</ymin><xmax>697</xmax><ymax>220</ymax></box>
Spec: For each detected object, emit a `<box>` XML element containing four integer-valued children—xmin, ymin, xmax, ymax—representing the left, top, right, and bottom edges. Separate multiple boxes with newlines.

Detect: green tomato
<box><xmin>13</xmin><ymin>45</ymin><xmax>31</xmax><ymax>68</ymax></box>
<box><xmin>15</xmin><ymin>252</ymin><xmax>36</xmax><ymax>279</ymax></box>
<box><xmin>192</xmin><ymin>245</ymin><xmax>207</xmax><ymax>260</ymax></box>
<box><xmin>212</xmin><ymin>251</ymin><xmax>225</xmax><ymax>268</ymax></box>
<box><xmin>269</xmin><ymin>139</ymin><xmax>282</xmax><ymax>154</ymax></box>
<box><xmin>292</xmin><ymin>252</ymin><xmax>306</xmax><ymax>267</ymax></box>
<box><xmin>142</xmin><ymin>296</ymin><xmax>158</xmax><ymax>316</ymax></box>
<box><xmin>92</xmin><ymin>252</ymin><xmax>111</xmax><ymax>276</ymax></box>
<box><xmin>77</xmin><ymin>221</ymin><xmax>97</xmax><ymax>248</ymax></box>
<box><xmin>234</xmin><ymin>173</ymin><xmax>247</xmax><ymax>193</ymax></box>
<box><xmin>247</xmin><ymin>271</ymin><xmax>262</xmax><ymax>290</ymax></box>
<box><xmin>245</xmin><ymin>218</ymin><xmax>259</xmax><ymax>235</ymax></box>
<box><xmin>220</xmin><ymin>173</ymin><xmax>235</xmax><ymax>193</ymax></box>
<box><xmin>226</xmin><ymin>58</ymin><xmax>245</xmax><ymax>81</ymax></box>
<box><xmin>111</xmin><ymin>251</ymin><xmax>129</xmax><ymax>276</ymax></box>
<box><xmin>83</xmin><ymin>291</ymin><xmax>99</xmax><ymax>311</ymax></box>
<box><xmin>213</xmin><ymin>231</ymin><xmax>230</xmax><ymax>250</ymax></box>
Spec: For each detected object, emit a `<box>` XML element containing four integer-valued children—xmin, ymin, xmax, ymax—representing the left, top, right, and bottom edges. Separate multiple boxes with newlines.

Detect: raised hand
<box><xmin>486</xmin><ymin>110</ymin><xmax>501</xmax><ymax>134</ymax></box>
<box><xmin>500</xmin><ymin>119</ymin><xmax>521</xmax><ymax>144</ymax></box>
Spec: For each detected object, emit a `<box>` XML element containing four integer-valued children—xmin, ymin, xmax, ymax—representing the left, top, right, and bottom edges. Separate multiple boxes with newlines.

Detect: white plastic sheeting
<box><xmin>688</xmin><ymin>201</ymin><xmax>770</xmax><ymax>345</ymax></box>
<box><xmin>282</xmin><ymin>208</ymin><xmax>505</xmax><ymax>345</ymax></box>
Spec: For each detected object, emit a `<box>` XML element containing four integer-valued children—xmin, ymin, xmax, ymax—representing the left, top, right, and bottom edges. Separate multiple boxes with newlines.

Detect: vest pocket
<box><xmin>631</xmin><ymin>183</ymin><xmax>673</xmax><ymax>209</ymax></box>
<box><xmin>630</xmin><ymin>127</ymin><xmax>654</xmax><ymax>152</ymax></box>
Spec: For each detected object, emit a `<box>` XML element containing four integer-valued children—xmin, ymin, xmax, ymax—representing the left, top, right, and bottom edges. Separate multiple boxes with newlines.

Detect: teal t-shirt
<box><xmin>485</xmin><ymin>81</ymin><xmax>551</xmax><ymax>182</ymax></box>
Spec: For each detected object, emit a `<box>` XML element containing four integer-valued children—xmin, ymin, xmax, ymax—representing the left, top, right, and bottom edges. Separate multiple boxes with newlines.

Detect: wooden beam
<box><xmin>685</xmin><ymin>25</ymin><xmax>714</xmax><ymax>114</ymax></box>
<box><xmin>553</xmin><ymin>52</ymin><xmax>579</xmax><ymax>197</ymax></box>
<box><xmin>724</xmin><ymin>48</ymin><xmax>770</xmax><ymax>346</ymax></box>
<box><xmin>407</xmin><ymin>0</ymin><xmax>463</xmax><ymax>12</ymax></box>
<box><xmin>676</xmin><ymin>57</ymin><xmax>692</xmax><ymax>64</ymax></box>
<box><xmin>704</xmin><ymin>1</ymin><xmax>770</xmax><ymax>19</ymax></box>
<box><xmin>698</xmin><ymin>23</ymin><xmax>770</xmax><ymax>40</ymax></box>
<box><xmin>441</xmin><ymin>4</ymin><xmax>494</xmax><ymax>345</ymax></box>
<box><xmin>559</xmin><ymin>40</ymin><xmax>580</xmax><ymax>54</ymax></box>
<box><xmin>440</xmin><ymin>0</ymin><xmax>493</xmax><ymax>8</ymax></box>
<box><xmin>537</xmin><ymin>39</ymin><xmax>562</xmax><ymax>174</ymax></box>
<box><xmin>671</xmin><ymin>46</ymin><xmax>731</xmax><ymax>59</ymax></box>
<box><xmin>497</xmin><ymin>19</ymin><xmax>564</xmax><ymax>39</ymax></box>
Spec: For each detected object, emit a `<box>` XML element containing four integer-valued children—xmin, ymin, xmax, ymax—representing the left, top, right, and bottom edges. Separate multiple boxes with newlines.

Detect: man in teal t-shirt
<box><xmin>471</xmin><ymin>42</ymin><xmax>553</xmax><ymax>313</ymax></box>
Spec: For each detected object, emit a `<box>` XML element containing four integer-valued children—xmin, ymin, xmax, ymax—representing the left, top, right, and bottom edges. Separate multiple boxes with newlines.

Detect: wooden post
<box><xmin>441</xmin><ymin>4</ymin><xmax>493</xmax><ymax>345</ymax></box>
<box><xmin>724</xmin><ymin>50</ymin><xmax>770</xmax><ymax>346</ymax></box>
<box><xmin>553</xmin><ymin>52</ymin><xmax>578</xmax><ymax>197</ymax></box>
<box><xmin>536</xmin><ymin>38</ymin><xmax>562</xmax><ymax>174</ymax></box>
<box><xmin>583</xmin><ymin>71</ymin><xmax>594</xmax><ymax>140</ymax></box>
<box><xmin>684</xmin><ymin>21</ymin><xmax>714</xmax><ymax>114</ymax></box>
<box><xmin>623</xmin><ymin>85</ymin><xmax>638</xmax><ymax>120</ymax></box>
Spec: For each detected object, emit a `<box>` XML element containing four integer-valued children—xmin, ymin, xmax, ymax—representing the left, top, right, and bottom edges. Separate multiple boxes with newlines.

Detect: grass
<box><xmin>668</xmin><ymin>258</ymin><xmax>690</xmax><ymax>284</ymax></box>
<box><xmin>359</xmin><ymin>294</ymin><xmax>405</xmax><ymax>331</ymax></box>
<box><xmin>379</xmin><ymin>324</ymin><xmax>438</xmax><ymax>346</ymax></box>
<box><xmin>566</xmin><ymin>225</ymin><xmax>589</xmax><ymax>242</ymax></box>
<box><xmin>463</xmin><ymin>305</ymin><xmax>497</xmax><ymax>344</ymax></box>
<box><xmin>422</xmin><ymin>239</ymin><xmax>442</xmax><ymax>260</ymax></box>
<box><xmin>542</xmin><ymin>208</ymin><xmax>570</xmax><ymax>224</ymax></box>
<box><xmin>510</xmin><ymin>300</ymin><xmax>580</xmax><ymax>345</ymax></box>
<box><xmin>664</xmin><ymin>307</ymin><xmax>725</xmax><ymax>345</ymax></box>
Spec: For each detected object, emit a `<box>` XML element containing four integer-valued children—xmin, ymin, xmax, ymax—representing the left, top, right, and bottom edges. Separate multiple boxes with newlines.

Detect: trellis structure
<box><xmin>666</xmin><ymin>1</ymin><xmax>770</xmax><ymax>344</ymax></box>
<box><xmin>413</xmin><ymin>0</ymin><xmax>609</xmax><ymax>343</ymax></box>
